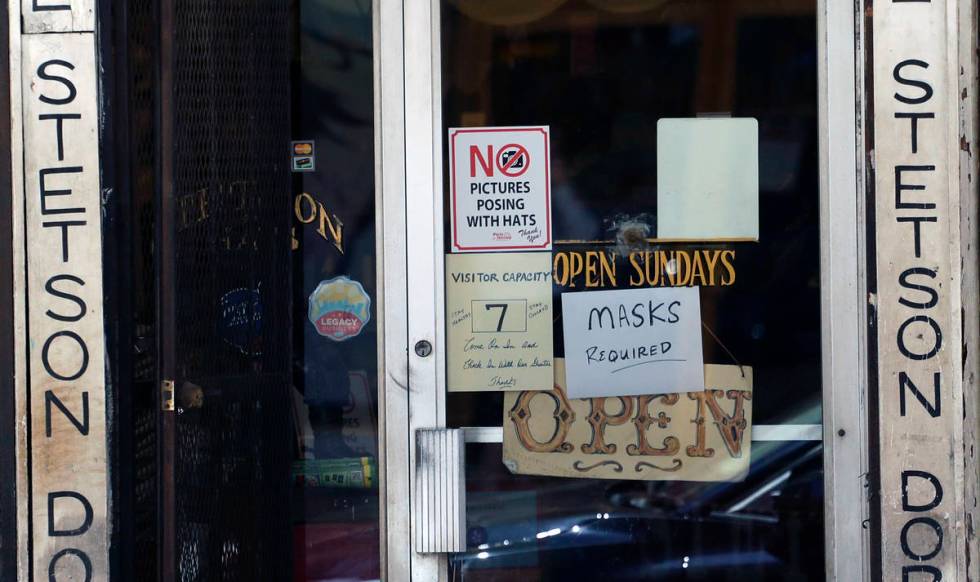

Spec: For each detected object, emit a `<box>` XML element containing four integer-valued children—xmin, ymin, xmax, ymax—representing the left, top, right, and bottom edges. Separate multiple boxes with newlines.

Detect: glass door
<box><xmin>378</xmin><ymin>0</ymin><xmax>866</xmax><ymax>580</ymax></box>
<box><xmin>443</xmin><ymin>2</ymin><xmax>824</xmax><ymax>580</ymax></box>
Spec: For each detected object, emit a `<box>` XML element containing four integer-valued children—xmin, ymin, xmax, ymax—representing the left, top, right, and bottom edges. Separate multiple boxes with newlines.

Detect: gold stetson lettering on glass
<box><xmin>292</xmin><ymin>192</ymin><xmax>344</xmax><ymax>253</ymax></box>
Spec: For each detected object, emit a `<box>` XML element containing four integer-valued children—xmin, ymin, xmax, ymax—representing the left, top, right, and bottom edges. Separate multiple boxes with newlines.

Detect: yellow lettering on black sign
<box><xmin>553</xmin><ymin>249</ymin><xmax>736</xmax><ymax>289</ymax></box>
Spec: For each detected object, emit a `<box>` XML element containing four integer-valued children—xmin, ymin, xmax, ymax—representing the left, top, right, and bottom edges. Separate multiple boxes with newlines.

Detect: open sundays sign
<box><xmin>449</xmin><ymin>126</ymin><xmax>552</xmax><ymax>252</ymax></box>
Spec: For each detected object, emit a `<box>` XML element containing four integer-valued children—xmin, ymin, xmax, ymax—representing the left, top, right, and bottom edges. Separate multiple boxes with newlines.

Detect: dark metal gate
<box><xmin>159</xmin><ymin>0</ymin><xmax>294</xmax><ymax>579</ymax></box>
<box><xmin>0</xmin><ymin>0</ymin><xmax>16</xmax><ymax>576</ymax></box>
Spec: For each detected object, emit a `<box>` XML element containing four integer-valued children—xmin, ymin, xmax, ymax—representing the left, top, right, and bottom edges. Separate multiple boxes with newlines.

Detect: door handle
<box><xmin>414</xmin><ymin>428</ymin><xmax>466</xmax><ymax>553</ymax></box>
<box><xmin>178</xmin><ymin>381</ymin><xmax>205</xmax><ymax>410</ymax></box>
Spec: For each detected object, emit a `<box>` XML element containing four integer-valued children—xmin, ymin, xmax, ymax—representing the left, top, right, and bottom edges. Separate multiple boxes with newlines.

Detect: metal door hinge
<box><xmin>161</xmin><ymin>380</ymin><xmax>175</xmax><ymax>412</ymax></box>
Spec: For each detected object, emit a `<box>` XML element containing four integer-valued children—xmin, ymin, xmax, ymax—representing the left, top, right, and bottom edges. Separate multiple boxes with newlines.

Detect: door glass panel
<box><xmin>441</xmin><ymin>1</ymin><xmax>823</xmax><ymax>579</ymax></box>
<box><xmin>290</xmin><ymin>2</ymin><xmax>380</xmax><ymax>581</ymax></box>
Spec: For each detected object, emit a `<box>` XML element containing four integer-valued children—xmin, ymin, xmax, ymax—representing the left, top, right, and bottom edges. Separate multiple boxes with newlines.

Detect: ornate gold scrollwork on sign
<box><xmin>686</xmin><ymin>389</ymin><xmax>751</xmax><ymax>459</ymax></box>
<box><xmin>583</xmin><ymin>397</ymin><xmax>634</xmax><ymax>454</ymax></box>
<box><xmin>634</xmin><ymin>460</ymin><xmax>682</xmax><ymax>473</ymax></box>
<box><xmin>573</xmin><ymin>460</ymin><xmax>624</xmax><ymax>473</ymax></box>
<box><xmin>627</xmin><ymin>394</ymin><xmax>680</xmax><ymax>457</ymax></box>
<box><xmin>508</xmin><ymin>384</ymin><xmax>576</xmax><ymax>453</ymax></box>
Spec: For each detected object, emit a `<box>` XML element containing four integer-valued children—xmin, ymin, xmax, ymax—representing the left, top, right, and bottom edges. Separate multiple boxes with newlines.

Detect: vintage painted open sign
<box><xmin>503</xmin><ymin>359</ymin><xmax>752</xmax><ymax>482</ymax></box>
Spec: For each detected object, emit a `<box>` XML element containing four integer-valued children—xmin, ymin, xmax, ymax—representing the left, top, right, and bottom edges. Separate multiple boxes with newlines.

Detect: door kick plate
<box><xmin>414</xmin><ymin>428</ymin><xmax>466</xmax><ymax>553</ymax></box>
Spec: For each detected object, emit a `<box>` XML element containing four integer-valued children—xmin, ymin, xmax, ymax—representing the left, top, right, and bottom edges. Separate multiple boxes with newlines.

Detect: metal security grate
<box><xmin>169</xmin><ymin>0</ymin><xmax>293</xmax><ymax>579</ymax></box>
<box><xmin>126</xmin><ymin>0</ymin><xmax>161</xmax><ymax>576</ymax></box>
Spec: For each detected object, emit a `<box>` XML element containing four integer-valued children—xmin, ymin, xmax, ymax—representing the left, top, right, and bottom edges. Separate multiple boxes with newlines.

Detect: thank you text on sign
<box><xmin>872</xmin><ymin>0</ymin><xmax>966</xmax><ymax>578</ymax></box>
<box><xmin>22</xmin><ymin>33</ymin><xmax>109</xmax><ymax>580</ymax></box>
<box><xmin>561</xmin><ymin>287</ymin><xmax>704</xmax><ymax>399</ymax></box>
<box><xmin>449</xmin><ymin>126</ymin><xmax>552</xmax><ymax>252</ymax></box>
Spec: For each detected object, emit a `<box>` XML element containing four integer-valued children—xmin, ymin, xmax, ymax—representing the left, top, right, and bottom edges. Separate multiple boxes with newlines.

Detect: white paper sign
<box><xmin>561</xmin><ymin>287</ymin><xmax>705</xmax><ymax>398</ymax></box>
<box><xmin>656</xmin><ymin>118</ymin><xmax>758</xmax><ymax>241</ymax></box>
<box><xmin>449</xmin><ymin>126</ymin><xmax>552</xmax><ymax>252</ymax></box>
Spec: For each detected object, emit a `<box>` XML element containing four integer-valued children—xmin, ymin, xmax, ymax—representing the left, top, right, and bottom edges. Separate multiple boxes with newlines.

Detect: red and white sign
<box><xmin>449</xmin><ymin>126</ymin><xmax>552</xmax><ymax>252</ymax></box>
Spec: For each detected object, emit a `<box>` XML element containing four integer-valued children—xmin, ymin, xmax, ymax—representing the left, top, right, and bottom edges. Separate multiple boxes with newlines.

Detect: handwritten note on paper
<box><xmin>561</xmin><ymin>286</ymin><xmax>705</xmax><ymax>399</ymax></box>
<box><xmin>446</xmin><ymin>252</ymin><xmax>554</xmax><ymax>392</ymax></box>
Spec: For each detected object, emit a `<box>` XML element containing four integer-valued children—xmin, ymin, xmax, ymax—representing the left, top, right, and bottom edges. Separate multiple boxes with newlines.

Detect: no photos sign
<box><xmin>496</xmin><ymin>143</ymin><xmax>530</xmax><ymax>177</ymax></box>
<box><xmin>449</xmin><ymin>126</ymin><xmax>552</xmax><ymax>252</ymax></box>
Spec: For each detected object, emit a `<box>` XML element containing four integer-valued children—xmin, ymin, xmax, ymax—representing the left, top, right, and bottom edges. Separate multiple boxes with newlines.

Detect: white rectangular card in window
<box><xmin>561</xmin><ymin>286</ymin><xmax>705</xmax><ymax>399</ymax></box>
<box><xmin>656</xmin><ymin>118</ymin><xmax>759</xmax><ymax>241</ymax></box>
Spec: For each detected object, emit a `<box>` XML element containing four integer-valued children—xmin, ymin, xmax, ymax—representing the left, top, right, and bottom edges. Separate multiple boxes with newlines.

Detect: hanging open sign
<box><xmin>449</xmin><ymin>126</ymin><xmax>552</xmax><ymax>252</ymax></box>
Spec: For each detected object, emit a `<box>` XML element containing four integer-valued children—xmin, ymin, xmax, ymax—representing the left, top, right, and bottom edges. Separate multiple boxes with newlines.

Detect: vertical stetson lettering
<box><xmin>22</xmin><ymin>33</ymin><xmax>107</xmax><ymax>580</ymax></box>
<box><xmin>872</xmin><ymin>0</ymin><xmax>965</xmax><ymax>578</ymax></box>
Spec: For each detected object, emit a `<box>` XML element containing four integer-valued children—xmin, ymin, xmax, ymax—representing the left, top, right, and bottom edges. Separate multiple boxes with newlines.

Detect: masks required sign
<box><xmin>449</xmin><ymin>126</ymin><xmax>552</xmax><ymax>252</ymax></box>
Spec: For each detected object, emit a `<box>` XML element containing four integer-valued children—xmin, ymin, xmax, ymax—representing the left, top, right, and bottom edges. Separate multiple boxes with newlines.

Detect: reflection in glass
<box><xmin>290</xmin><ymin>1</ymin><xmax>380</xmax><ymax>580</ymax></box>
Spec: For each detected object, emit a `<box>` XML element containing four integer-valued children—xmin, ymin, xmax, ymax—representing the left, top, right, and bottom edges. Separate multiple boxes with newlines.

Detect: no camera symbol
<box><xmin>496</xmin><ymin>143</ymin><xmax>530</xmax><ymax>177</ymax></box>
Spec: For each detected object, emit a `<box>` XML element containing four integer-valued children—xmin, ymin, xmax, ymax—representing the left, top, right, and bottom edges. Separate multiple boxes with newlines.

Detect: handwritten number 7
<box><xmin>485</xmin><ymin>303</ymin><xmax>508</xmax><ymax>332</ymax></box>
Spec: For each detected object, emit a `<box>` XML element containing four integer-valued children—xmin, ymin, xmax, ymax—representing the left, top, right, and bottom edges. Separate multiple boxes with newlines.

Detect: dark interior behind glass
<box><xmin>442</xmin><ymin>1</ymin><xmax>823</xmax><ymax>579</ymax></box>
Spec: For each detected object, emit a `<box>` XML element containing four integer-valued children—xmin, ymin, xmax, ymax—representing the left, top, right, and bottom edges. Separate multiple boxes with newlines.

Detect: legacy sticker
<box><xmin>308</xmin><ymin>276</ymin><xmax>371</xmax><ymax>341</ymax></box>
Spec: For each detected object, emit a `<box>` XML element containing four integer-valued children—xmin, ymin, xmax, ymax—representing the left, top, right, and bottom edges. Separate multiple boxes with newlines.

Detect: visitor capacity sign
<box><xmin>449</xmin><ymin>126</ymin><xmax>552</xmax><ymax>252</ymax></box>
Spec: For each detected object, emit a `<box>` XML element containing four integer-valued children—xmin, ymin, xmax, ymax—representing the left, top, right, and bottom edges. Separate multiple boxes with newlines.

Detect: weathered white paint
<box><xmin>7</xmin><ymin>0</ymin><xmax>30</xmax><ymax>578</ymax></box>
<box><xmin>21</xmin><ymin>31</ymin><xmax>108</xmax><ymax>581</ymax></box>
<box><xmin>956</xmin><ymin>0</ymin><xmax>980</xmax><ymax>576</ymax></box>
<box><xmin>872</xmin><ymin>0</ymin><xmax>966</xmax><ymax>578</ymax></box>
<box><xmin>21</xmin><ymin>0</ymin><xmax>94</xmax><ymax>34</ymax></box>
<box><xmin>817</xmin><ymin>0</ymin><xmax>872</xmax><ymax>577</ymax></box>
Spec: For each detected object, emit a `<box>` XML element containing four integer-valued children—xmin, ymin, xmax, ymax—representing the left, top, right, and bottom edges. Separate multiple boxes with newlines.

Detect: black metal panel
<box><xmin>0</xmin><ymin>0</ymin><xmax>17</xmax><ymax>577</ymax></box>
<box><xmin>121</xmin><ymin>0</ymin><xmax>163</xmax><ymax>578</ymax></box>
<box><xmin>168</xmin><ymin>0</ymin><xmax>293</xmax><ymax>580</ymax></box>
<box><xmin>100</xmin><ymin>0</ymin><xmax>164</xmax><ymax>578</ymax></box>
